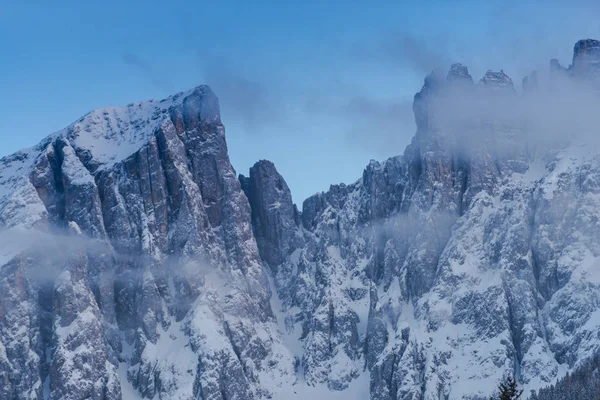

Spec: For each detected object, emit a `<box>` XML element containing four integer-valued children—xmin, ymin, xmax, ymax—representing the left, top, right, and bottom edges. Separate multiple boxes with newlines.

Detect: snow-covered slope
<box><xmin>0</xmin><ymin>87</ymin><xmax>200</xmax><ymax>229</ymax></box>
<box><xmin>2</xmin><ymin>39</ymin><xmax>600</xmax><ymax>400</ymax></box>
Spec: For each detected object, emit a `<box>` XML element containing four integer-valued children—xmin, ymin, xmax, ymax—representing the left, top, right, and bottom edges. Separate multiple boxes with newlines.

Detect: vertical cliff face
<box><xmin>0</xmin><ymin>86</ymin><xmax>295</xmax><ymax>400</ymax></box>
<box><xmin>239</xmin><ymin>160</ymin><xmax>303</xmax><ymax>271</ymax></box>
<box><xmin>2</xmin><ymin>39</ymin><xmax>600</xmax><ymax>400</ymax></box>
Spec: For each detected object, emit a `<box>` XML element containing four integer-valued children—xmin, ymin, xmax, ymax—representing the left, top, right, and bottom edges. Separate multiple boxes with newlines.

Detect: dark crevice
<box><xmin>50</xmin><ymin>141</ymin><xmax>66</xmax><ymax>223</ymax></box>
<box><xmin>369</xmin><ymin>224</ymin><xmax>388</xmax><ymax>284</ymax></box>
<box><xmin>389</xmin><ymin>352</ymin><xmax>398</xmax><ymax>399</ymax></box>
<box><xmin>37</xmin><ymin>281</ymin><xmax>54</xmax><ymax>395</ymax></box>
<box><xmin>504</xmin><ymin>284</ymin><xmax>523</xmax><ymax>381</ymax></box>
<box><xmin>145</xmin><ymin>145</ymin><xmax>156</xmax><ymax>215</ymax></box>
<box><xmin>193</xmin><ymin>359</ymin><xmax>204</xmax><ymax>400</ymax></box>
<box><xmin>528</xmin><ymin>192</ymin><xmax>545</xmax><ymax>299</ymax></box>
<box><xmin>328</xmin><ymin>301</ymin><xmax>335</xmax><ymax>354</ymax></box>
<box><xmin>133</xmin><ymin>146</ymin><xmax>155</xmax><ymax>229</ymax></box>
<box><xmin>154</xmin><ymin>128</ymin><xmax>179</xmax><ymax>227</ymax></box>
<box><xmin>454</xmin><ymin>155</ymin><xmax>470</xmax><ymax>215</ymax></box>
<box><xmin>223</xmin><ymin>321</ymin><xmax>246</xmax><ymax>375</ymax></box>
<box><xmin>528</xmin><ymin>190</ymin><xmax>556</xmax><ymax>365</ymax></box>
<box><xmin>531</xmin><ymin>249</ymin><xmax>546</xmax><ymax>303</ymax></box>
<box><xmin>96</xmin><ymin>170</ymin><xmax>110</xmax><ymax>241</ymax></box>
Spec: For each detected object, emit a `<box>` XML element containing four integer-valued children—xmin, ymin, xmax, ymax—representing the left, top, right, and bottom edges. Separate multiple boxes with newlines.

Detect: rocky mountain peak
<box><xmin>573</xmin><ymin>39</ymin><xmax>600</xmax><ymax>63</ymax></box>
<box><xmin>572</xmin><ymin>38</ymin><xmax>600</xmax><ymax>81</ymax></box>
<box><xmin>480</xmin><ymin>69</ymin><xmax>515</xmax><ymax>90</ymax></box>
<box><xmin>447</xmin><ymin>63</ymin><xmax>473</xmax><ymax>83</ymax></box>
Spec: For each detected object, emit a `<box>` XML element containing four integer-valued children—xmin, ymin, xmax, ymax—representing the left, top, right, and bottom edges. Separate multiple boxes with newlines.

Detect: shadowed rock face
<box><xmin>2</xmin><ymin>39</ymin><xmax>600</xmax><ymax>400</ymax></box>
<box><xmin>239</xmin><ymin>160</ymin><xmax>303</xmax><ymax>271</ymax></box>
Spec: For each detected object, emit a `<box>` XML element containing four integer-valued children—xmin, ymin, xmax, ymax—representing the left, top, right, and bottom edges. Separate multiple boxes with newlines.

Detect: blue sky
<box><xmin>1</xmin><ymin>0</ymin><xmax>599</xmax><ymax>203</ymax></box>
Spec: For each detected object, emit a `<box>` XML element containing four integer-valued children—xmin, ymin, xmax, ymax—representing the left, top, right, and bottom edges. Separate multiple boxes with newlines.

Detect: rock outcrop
<box><xmin>239</xmin><ymin>160</ymin><xmax>303</xmax><ymax>270</ymax></box>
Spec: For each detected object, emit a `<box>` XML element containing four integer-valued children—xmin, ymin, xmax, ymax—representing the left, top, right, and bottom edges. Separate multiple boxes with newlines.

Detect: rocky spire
<box><xmin>550</xmin><ymin>58</ymin><xmax>567</xmax><ymax>73</ymax></box>
<box><xmin>522</xmin><ymin>71</ymin><xmax>539</xmax><ymax>93</ymax></box>
<box><xmin>239</xmin><ymin>160</ymin><xmax>302</xmax><ymax>270</ymax></box>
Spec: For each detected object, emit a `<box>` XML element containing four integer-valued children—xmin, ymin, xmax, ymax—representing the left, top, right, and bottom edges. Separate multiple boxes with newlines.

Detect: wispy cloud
<box><xmin>355</xmin><ymin>31</ymin><xmax>452</xmax><ymax>75</ymax></box>
<box><xmin>304</xmin><ymin>92</ymin><xmax>415</xmax><ymax>155</ymax></box>
<box><xmin>122</xmin><ymin>52</ymin><xmax>174</xmax><ymax>94</ymax></box>
<box><xmin>197</xmin><ymin>55</ymin><xmax>288</xmax><ymax>133</ymax></box>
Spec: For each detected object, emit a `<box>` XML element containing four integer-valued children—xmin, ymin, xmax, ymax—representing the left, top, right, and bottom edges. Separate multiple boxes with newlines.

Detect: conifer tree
<box><xmin>491</xmin><ymin>376</ymin><xmax>523</xmax><ymax>400</ymax></box>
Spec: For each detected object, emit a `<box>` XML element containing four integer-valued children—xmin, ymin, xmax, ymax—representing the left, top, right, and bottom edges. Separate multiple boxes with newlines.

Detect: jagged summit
<box><xmin>480</xmin><ymin>69</ymin><xmax>515</xmax><ymax>89</ymax></box>
<box><xmin>433</xmin><ymin>37</ymin><xmax>600</xmax><ymax>96</ymax></box>
<box><xmin>58</xmin><ymin>85</ymin><xmax>220</xmax><ymax>171</ymax></box>
<box><xmin>447</xmin><ymin>63</ymin><xmax>473</xmax><ymax>82</ymax></box>
<box><xmin>0</xmin><ymin>85</ymin><xmax>220</xmax><ymax>229</ymax></box>
<box><xmin>0</xmin><ymin>84</ymin><xmax>217</xmax><ymax>170</ymax></box>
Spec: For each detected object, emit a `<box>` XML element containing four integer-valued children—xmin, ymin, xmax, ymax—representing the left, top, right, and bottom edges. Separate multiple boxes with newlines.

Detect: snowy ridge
<box><xmin>63</xmin><ymin>92</ymin><xmax>185</xmax><ymax>171</ymax></box>
<box><xmin>0</xmin><ymin>86</ymin><xmax>209</xmax><ymax>229</ymax></box>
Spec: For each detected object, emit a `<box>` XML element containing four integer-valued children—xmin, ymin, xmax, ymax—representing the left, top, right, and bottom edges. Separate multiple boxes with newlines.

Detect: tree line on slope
<box><xmin>489</xmin><ymin>352</ymin><xmax>600</xmax><ymax>400</ymax></box>
<box><xmin>528</xmin><ymin>352</ymin><xmax>600</xmax><ymax>400</ymax></box>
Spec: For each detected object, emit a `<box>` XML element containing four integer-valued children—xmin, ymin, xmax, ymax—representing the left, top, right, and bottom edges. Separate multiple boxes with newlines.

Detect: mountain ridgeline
<box><xmin>1</xmin><ymin>39</ymin><xmax>600</xmax><ymax>400</ymax></box>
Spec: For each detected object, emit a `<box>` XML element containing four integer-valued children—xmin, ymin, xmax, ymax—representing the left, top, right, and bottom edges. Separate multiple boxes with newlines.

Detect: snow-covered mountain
<box><xmin>2</xmin><ymin>39</ymin><xmax>600</xmax><ymax>400</ymax></box>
